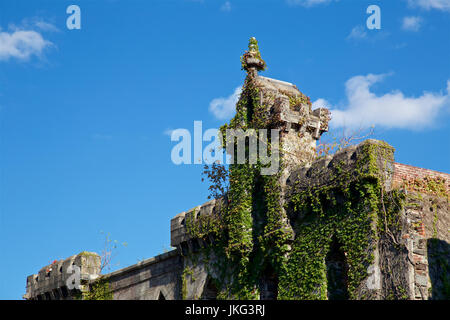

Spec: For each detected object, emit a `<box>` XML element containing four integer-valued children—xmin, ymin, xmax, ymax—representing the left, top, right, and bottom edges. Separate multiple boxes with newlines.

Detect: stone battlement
<box><xmin>256</xmin><ymin>75</ymin><xmax>330</xmax><ymax>140</ymax></box>
<box><xmin>24</xmin><ymin>252</ymin><xmax>101</xmax><ymax>300</ymax></box>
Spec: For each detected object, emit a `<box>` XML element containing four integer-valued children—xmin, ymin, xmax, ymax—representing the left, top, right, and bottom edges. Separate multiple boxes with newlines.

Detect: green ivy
<box><xmin>184</xmin><ymin>39</ymin><xmax>409</xmax><ymax>300</ymax></box>
<box><xmin>83</xmin><ymin>277</ymin><xmax>113</xmax><ymax>300</ymax></box>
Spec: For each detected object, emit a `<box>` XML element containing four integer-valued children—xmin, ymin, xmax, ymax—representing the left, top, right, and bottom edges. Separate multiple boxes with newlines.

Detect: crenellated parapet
<box><xmin>255</xmin><ymin>76</ymin><xmax>330</xmax><ymax>140</ymax></box>
<box><xmin>170</xmin><ymin>199</ymin><xmax>221</xmax><ymax>255</ymax></box>
<box><xmin>24</xmin><ymin>252</ymin><xmax>101</xmax><ymax>300</ymax></box>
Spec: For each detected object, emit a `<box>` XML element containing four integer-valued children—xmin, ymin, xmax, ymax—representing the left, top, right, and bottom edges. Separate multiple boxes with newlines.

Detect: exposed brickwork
<box><xmin>393</xmin><ymin>163</ymin><xmax>450</xmax><ymax>194</ymax></box>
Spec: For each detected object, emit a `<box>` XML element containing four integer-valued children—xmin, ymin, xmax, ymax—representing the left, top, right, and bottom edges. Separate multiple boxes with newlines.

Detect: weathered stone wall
<box><xmin>24</xmin><ymin>252</ymin><xmax>101</xmax><ymax>300</ymax></box>
<box><xmin>388</xmin><ymin>163</ymin><xmax>449</xmax><ymax>299</ymax></box>
<box><xmin>170</xmin><ymin>200</ymin><xmax>221</xmax><ymax>299</ymax></box>
<box><xmin>284</xmin><ymin>139</ymin><xmax>394</xmax><ymax>299</ymax></box>
<box><xmin>24</xmin><ymin>250</ymin><xmax>184</xmax><ymax>300</ymax></box>
<box><xmin>106</xmin><ymin>250</ymin><xmax>183</xmax><ymax>300</ymax></box>
<box><xmin>403</xmin><ymin>192</ymin><xmax>449</xmax><ymax>300</ymax></box>
<box><xmin>377</xmin><ymin>191</ymin><xmax>449</xmax><ymax>300</ymax></box>
<box><xmin>255</xmin><ymin>75</ymin><xmax>330</xmax><ymax>178</ymax></box>
<box><xmin>168</xmin><ymin>140</ymin><xmax>449</xmax><ymax>300</ymax></box>
<box><xmin>24</xmin><ymin>140</ymin><xmax>449</xmax><ymax>300</ymax></box>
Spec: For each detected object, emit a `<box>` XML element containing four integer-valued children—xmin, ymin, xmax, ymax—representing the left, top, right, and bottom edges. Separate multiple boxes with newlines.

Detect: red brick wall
<box><xmin>392</xmin><ymin>163</ymin><xmax>450</xmax><ymax>194</ymax></box>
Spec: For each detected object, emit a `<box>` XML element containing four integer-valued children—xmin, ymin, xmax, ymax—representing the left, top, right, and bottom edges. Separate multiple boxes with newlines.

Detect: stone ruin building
<box><xmin>24</xmin><ymin>38</ymin><xmax>449</xmax><ymax>300</ymax></box>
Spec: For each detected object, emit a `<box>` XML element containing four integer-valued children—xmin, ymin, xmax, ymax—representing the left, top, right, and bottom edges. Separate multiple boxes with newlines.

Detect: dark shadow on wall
<box><xmin>259</xmin><ymin>263</ymin><xmax>278</xmax><ymax>300</ymax></box>
<box><xmin>325</xmin><ymin>235</ymin><xmax>349</xmax><ymax>300</ymax></box>
<box><xmin>427</xmin><ymin>238</ymin><xmax>450</xmax><ymax>300</ymax></box>
<box><xmin>200</xmin><ymin>276</ymin><xmax>218</xmax><ymax>300</ymax></box>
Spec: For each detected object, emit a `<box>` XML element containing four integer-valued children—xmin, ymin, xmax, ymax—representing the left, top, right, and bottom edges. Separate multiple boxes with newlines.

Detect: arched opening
<box><xmin>200</xmin><ymin>277</ymin><xmax>218</xmax><ymax>300</ymax></box>
<box><xmin>158</xmin><ymin>291</ymin><xmax>166</xmax><ymax>300</ymax></box>
<box><xmin>61</xmin><ymin>286</ymin><xmax>69</xmax><ymax>298</ymax></box>
<box><xmin>52</xmin><ymin>289</ymin><xmax>61</xmax><ymax>300</ymax></box>
<box><xmin>325</xmin><ymin>235</ymin><xmax>349</xmax><ymax>300</ymax></box>
<box><xmin>259</xmin><ymin>263</ymin><xmax>278</xmax><ymax>300</ymax></box>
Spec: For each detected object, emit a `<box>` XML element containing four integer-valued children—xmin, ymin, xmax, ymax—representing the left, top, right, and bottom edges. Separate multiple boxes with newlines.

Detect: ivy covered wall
<box><xmin>178</xmin><ymin>37</ymin><xmax>410</xmax><ymax>300</ymax></box>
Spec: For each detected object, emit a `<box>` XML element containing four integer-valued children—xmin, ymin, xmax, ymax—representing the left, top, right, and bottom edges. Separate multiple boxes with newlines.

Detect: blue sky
<box><xmin>0</xmin><ymin>0</ymin><xmax>449</xmax><ymax>299</ymax></box>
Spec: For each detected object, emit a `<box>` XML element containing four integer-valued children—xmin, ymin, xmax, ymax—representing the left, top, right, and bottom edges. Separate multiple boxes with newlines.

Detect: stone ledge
<box><xmin>103</xmin><ymin>249</ymin><xmax>180</xmax><ymax>280</ymax></box>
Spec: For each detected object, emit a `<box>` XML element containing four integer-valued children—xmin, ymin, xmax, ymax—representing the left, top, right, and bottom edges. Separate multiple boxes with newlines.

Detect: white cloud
<box><xmin>221</xmin><ymin>1</ymin><xmax>232</xmax><ymax>12</ymax></box>
<box><xmin>313</xmin><ymin>73</ymin><xmax>450</xmax><ymax>130</ymax></box>
<box><xmin>287</xmin><ymin>0</ymin><xmax>334</xmax><ymax>7</ymax></box>
<box><xmin>17</xmin><ymin>17</ymin><xmax>59</xmax><ymax>33</ymax></box>
<box><xmin>0</xmin><ymin>27</ymin><xmax>53</xmax><ymax>61</ymax></box>
<box><xmin>34</xmin><ymin>21</ymin><xmax>59</xmax><ymax>32</ymax></box>
<box><xmin>402</xmin><ymin>16</ymin><xmax>423</xmax><ymax>31</ymax></box>
<box><xmin>209</xmin><ymin>87</ymin><xmax>242</xmax><ymax>120</ymax></box>
<box><xmin>347</xmin><ymin>25</ymin><xmax>367</xmax><ymax>40</ymax></box>
<box><xmin>408</xmin><ymin>0</ymin><xmax>450</xmax><ymax>11</ymax></box>
<box><xmin>312</xmin><ymin>98</ymin><xmax>331</xmax><ymax>109</ymax></box>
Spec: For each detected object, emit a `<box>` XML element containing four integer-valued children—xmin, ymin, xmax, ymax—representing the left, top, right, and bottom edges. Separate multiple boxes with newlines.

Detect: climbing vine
<box><xmin>278</xmin><ymin>141</ymin><xmax>400</xmax><ymax>299</ymax></box>
<box><xmin>399</xmin><ymin>176</ymin><xmax>448</xmax><ymax>199</ymax></box>
<box><xmin>184</xmin><ymin>38</ymin><xmax>417</xmax><ymax>300</ymax></box>
<box><xmin>83</xmin><ymin>277</ymin><xmax>113</xmax><ymax>300</ymax></box>
<box><xmin>184</xmin><ymin>38</ymin><xmax>293</xmax><ymax>299</ymax></box>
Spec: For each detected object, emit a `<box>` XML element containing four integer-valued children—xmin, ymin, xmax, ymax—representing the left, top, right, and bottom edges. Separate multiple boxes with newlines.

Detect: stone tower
<box><xmin>233</xmin><ymin>37</ymin><xmax>331</xmax><ymax>178</ymax></box>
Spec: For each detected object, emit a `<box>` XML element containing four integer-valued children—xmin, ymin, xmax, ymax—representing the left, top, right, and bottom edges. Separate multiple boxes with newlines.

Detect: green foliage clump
<box><xmin>240</xmin><ymin>37</ymin><xmax>267</xmax><ymax>72</ymax></box>
<box><xmin>83</xmin><ymin>277</ymin><xmax>113</xmax><ymax>300</ymax></box>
